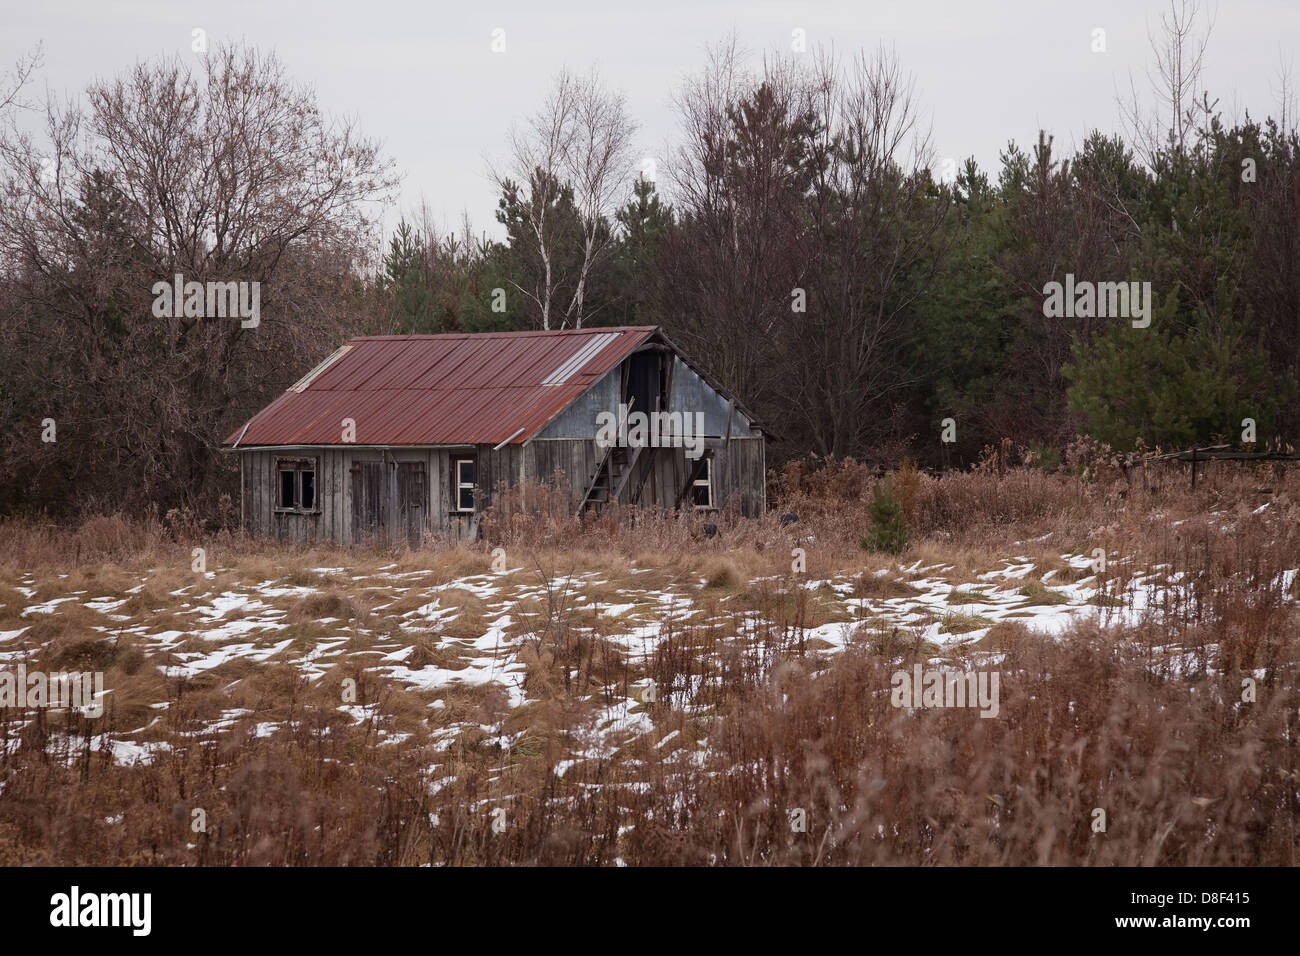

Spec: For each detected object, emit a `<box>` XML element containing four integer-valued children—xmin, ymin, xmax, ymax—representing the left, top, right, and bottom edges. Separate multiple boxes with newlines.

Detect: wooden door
<box><xmin>395</xmin><ymin>461</ymin><xmax>427</xmax><ymax>547</ymax></box>
<box><xmin>350</xmin><ymin>460</ymin><xmax>387</xmax><ymax>545</ymax></box>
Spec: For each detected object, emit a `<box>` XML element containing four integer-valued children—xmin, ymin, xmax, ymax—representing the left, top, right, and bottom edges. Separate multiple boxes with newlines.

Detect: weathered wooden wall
<box><xmin>526</xmin><ymin>349</ymin><xmax>766</xmax><ymax>516</ymax></box>
<box><xmin>240</xmin><ymin>447</ymin><xmax>352</xmax><ymax>546</ymax></box>
<box><xmin>706</xmin><ymin>436</ymin><xmax>766</xmax><ymax>516</ymax></box>
<box><xmin>521</xmin><ymin>435</ymin><xmax>765</xmax><ymax>516</ymax></box>
<box><xmin>240</xmin><ymin>447</ymin><xmax>486</xmax><ymax>546</ymax></box>
<box><xmin>237</xmin><ymin>347</ymin><xmax>768</xmax><ymax>544</ymax></box>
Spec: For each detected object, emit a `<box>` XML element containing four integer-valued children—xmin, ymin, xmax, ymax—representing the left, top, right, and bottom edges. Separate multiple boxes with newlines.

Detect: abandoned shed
<box><xmin>222</xmin><ymin>326</ymin><xmax>768</xmax><ymax>546</ymax></box>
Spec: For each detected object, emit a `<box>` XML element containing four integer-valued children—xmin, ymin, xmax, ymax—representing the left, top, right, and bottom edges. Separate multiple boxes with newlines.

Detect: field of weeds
<box><xmin>0</xmin><ymin>460</ymin><xmax>1297</xmax><ymax>865</ymax></box>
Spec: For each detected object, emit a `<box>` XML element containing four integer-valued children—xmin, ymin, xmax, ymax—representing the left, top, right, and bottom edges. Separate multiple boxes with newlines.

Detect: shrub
<box><xmin>862</xmin><ymin>475</ymin><xmax>910</xmax><ymax>554</ymax></box>
<box><xmin>896</xmin><ymin>457</ymin><xmax>920</xmax><ymax>523</ymax></box>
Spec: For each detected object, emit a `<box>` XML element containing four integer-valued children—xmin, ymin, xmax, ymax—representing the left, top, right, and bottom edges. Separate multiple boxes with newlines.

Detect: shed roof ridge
<box><xmin>348</xmin><ymin>324</ymin><xmax>658</xmax><ymax>343</ymax></box>
<box><xmin>223</xmin><ymin>326</ymin><xmax>662</xmax><ymax>447</ymax></box>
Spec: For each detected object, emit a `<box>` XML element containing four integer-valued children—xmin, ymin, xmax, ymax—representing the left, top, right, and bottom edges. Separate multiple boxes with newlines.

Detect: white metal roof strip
<box><xmin>541</xmin><ymin>331</ymin><xmax>620</xmax><ymax>385</ymax></box>
<box><xmin>288</xmin><ymin>344</ymin><xmax>353</xmax><ymax>392</ymax></box>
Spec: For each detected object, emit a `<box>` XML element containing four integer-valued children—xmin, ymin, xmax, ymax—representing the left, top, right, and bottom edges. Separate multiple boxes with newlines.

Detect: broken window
<box><xmin>453</xmin><ymin>457</ymin><xmax>476</xmax><ymax>512</ymax></box>
<box><xmin>692</xmin><ymin>457</ymin><xmax>713</xmax><ymax>509</ymax></box>
<box><xmin>279</xmin><ymin>468</ymin><xmax>296</xmax><ymax>509</ymax></box>
<box><xmin>301</xmin><ymin>469</ymin><xmax>316</xmax><ymax>510</ymax></box>
<box><xmin>276</xmin><ymin>458</ymin><xmax>319</xmax><ymax>513</ymax></box>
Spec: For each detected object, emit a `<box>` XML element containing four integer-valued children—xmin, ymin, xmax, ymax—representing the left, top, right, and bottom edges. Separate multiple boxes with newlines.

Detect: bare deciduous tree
<box><xmin>0</xmin><ymin>44</ymin><xmax>398</xmax><ymax>514</ymax></box>
<box><xmin>1120</xmin><ymin>0</ymin><xmax>1215</xmax><ymax>165</ymax></box>
<box><xmin>663</xmin><ymin>42</ymin><xmax>948</xmax><ymax>460</ymax></box>
<box><xmin>490</xmin><ymin>67</ymin><xmax>636</xmax><ymax>329</ymax></box>
<box><xmin>0</xmin><ymin>42</ymin><xmax>42</xmax><ymax>116</ymax></box>
<box><xmin>664</xmin><ymin>41</ymin><xmax>812</xmax><ymax>412</ymax></box>
<box><xmin>786</xmin><ymin>47</ymin><xmax>947</xmax><ymax>458</ymax></box>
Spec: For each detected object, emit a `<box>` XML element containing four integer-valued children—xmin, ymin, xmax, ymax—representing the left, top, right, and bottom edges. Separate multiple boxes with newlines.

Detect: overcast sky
<box><xmin>3</xmin><ymin>1</ymin><xmax>1297</xmax><ymax>245</ymax></box>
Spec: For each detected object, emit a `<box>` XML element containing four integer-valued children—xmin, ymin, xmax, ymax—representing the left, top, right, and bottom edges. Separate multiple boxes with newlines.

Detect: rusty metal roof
<box><xmin>223</xmin><ymin>327</ymin><xmax>659</xmax><ymax>448</ymax></box>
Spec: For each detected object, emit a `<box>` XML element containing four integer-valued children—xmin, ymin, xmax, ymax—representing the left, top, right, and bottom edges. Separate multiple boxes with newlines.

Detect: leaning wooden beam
<box><xmin>1128</xmin><ymin>446</ymin><xmax>1300</xmax><ymax>468</ymax></box>
<box><xmin>675</xmin><ymin>451</ymin><xmax>711</xmax><ymax>510</ymax></box>
<box><xmin>1127</xmin><ymin>444</ymin><xmax>1229</xmax><ymax>467</ymax></box>
<box><xmin>629</xmin><ymin>444</ymin><xmax>658</xmax><ymax>506</ymax></box>
<box><xmin>1171</xmin><ymin>451</ymin><xmax>1300</xmax><ymax>462</ymax></box>
<box><xmin>720</xmin><ymin>396</ymin><xmax>735</xmax><ymax>505</ymax></box>
<box><xmin>608</xmin><ymin>443</ymin><xmax>644</xmax><ymax>503</ymax></box>
<box><xmin>577</xmin><ymin>446</ymin><xmax>613</xmax><ymax>515</ymax></box>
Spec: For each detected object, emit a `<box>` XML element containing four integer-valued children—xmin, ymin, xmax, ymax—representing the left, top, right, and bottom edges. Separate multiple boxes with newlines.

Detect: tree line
<box><xmin>1</xmin><ymin>5</ymin><xmax>1297</xmax><ymax>519</ymax></box>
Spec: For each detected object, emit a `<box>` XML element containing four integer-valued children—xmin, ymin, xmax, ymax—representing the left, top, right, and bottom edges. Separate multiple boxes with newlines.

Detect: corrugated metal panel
<box><xmin>542</xmin><ymin>331</ymin><xmax>620</xmax><ymax>384</ymax></box>
<box><xmin>224</xmin><ymin>327</ymin><xmax>657</xmax><ymax>447</ymax></box>
<box><xmin>289</xmin><ymin>344</ymin><xmax>352</xmax><ymax>392</ymax></box>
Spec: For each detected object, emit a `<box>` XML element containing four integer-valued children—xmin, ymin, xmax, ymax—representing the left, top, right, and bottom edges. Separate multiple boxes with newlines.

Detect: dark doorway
<box><xmin>625</xmin><ymin>350</ymin><xmax>666</xmax><ymax>414</ymax></box>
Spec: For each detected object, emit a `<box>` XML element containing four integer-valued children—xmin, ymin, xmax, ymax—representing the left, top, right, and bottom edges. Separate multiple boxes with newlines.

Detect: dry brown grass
<box><xmin>0</xmin><ymin>462</ymin><xmax>1298</xmax><ymax>865</ymax></box>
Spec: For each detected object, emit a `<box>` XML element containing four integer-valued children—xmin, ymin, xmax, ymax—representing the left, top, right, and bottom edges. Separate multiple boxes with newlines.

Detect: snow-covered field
<box><xmin>5</xmin><ymin>547</ymin><xmax>1286</xmax><ymax>774</ymax></box>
